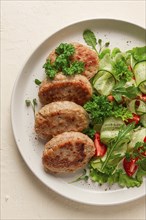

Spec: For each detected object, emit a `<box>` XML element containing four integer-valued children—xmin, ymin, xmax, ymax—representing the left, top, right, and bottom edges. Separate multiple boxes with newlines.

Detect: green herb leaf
<box><xmin>83</xmin><ymin>127</ymin><xmax>96</xmax><ymax>139</ymax></box>
<box><xmin>112</xmin><ymin>105</ymin><xmax>133</xmax><ymax>121</ymax></box>
<box><xmin>98</xmin><ymin>39</ymin><xmax>102</xmax><ymax>45</ymax></box>
<box><xmin>105</xmin><ymin>42</ymin><xmax>110</xmax><ymax>47</ymax></box>
<box><xmin>43</xmin><ymin>43</ymin><xmax>85</xmax><ymax>79</ymax></box>
<box><xmin>55</xmin><ymin>43</ymin><xmax>75</xmax><ymax>57</ymax></box>
<box><xmin>90</xmin><ymin>169</ymin><xmax>108</xmax><ymax>184</ymax></box>
<box><xmin>55</xmin><ymin>54</ymin><xmax>69</xmax><ymax>71</ymax></box>
<box><xmin>25</xmin><ymin>100</ymin><xmax>31</xmax><ymax>107</ymax></box>
<box><xmin>99</xmin><ymin>48</ymin><xmax>111</xmax><ymax>59</ymax></box>
<box><xmin>63</xmin><ymin>61</ymin><xmax>84</xmax><ymax>76</ymax></box>
<box><xmin>84</xmin><ymin>95</ymin><xmax>113</xmax><ymax>124</ymax></box>
<box><xmin>83</xmin><ymin>29</ymin><xmax>98</xmax><ymax>53</ymax></box>
<box><xmin>25</xmin><ymin>98</ymin><xmax>37</xmax><ymax>116</ymax></box>
<box><xmin>136</xmin><ymin>166</ymin><xmax>146</xmax><ymax>182</ymax></box>
<box><xmin>43</xmin><ymin>59</ymin><xmax>57</xmax><ymax>79</ymax></box>
<box><xmin>111</xmin><ymin>48</ymin><xmax>121</xmax><ymax>58</ymax></box>
<box><xmin>84</xmin><ymin>94</ymin><xmax>133</xmax><ymax>124</ymax></box>
<box><xmin>118</xmin><ymin>171</ymin><xmax>141</xmax><ymax>188</ymax></box>
<box><xmin>35</xmin><ymin>79</ymin><xmax>41</xmax><ymax>85</ymax></box>
<box><xmin>33</xmin><ymin>98</ymin><xmax>37</xmax><ymax>106</ymax></box>
<box><xmin>108</xmin><ymin>169</ymin><xmax>121</xmax><ymax>185</ymax></box>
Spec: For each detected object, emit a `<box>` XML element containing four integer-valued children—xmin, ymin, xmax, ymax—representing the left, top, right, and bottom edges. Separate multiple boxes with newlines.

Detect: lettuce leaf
<box><xmin>132</xmin><ymin>46</ymin><xmax>146</xmax><ymax>62</ymax></box>
<box><xmin>99</xmin><ymin>50</ymin><xmax>133</xmax><ymax>82</ymax></box>
<box><xmin>112</xmin><ymin>58</ymin><xmax>133</xmax><ymax>81</ymax></box>
<box><xmin>90</xmin><ymin>169</ymin><xmax>108</xmax><ymax>184</ymax></box>
<box><xmin>136</xmin><ymin>166</ymin><xmax>146</xmax><ymax>183</ymax></box>
<box><xmin>118</xmin><ymin>172</ymin><xmax>141</xmax><ymax>188</ymax></box>
<box><xmin>99</xmin><ymin>48</ymin><xmax>111</xmax><ymax>59</ymax></box>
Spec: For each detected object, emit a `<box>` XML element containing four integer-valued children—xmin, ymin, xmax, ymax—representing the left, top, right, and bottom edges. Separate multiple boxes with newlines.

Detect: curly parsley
<box><xmin>84</xmin><ymin>94</ymin><xmax>133</xmax><ymax>124</ymax></box>
<box><xmin>43</xmin><ymin>43</ymin><xmax>85</xmax><ymax>79</ymax></box>
<box><xmin>43</xmin><ymin>60</ymin><xmax>57</xmax><ymax>79</ymax></box>
<box><xmin>55</xmin><ymin>43</ymin><xmax>75</xmax><ymax>56</ymax></box>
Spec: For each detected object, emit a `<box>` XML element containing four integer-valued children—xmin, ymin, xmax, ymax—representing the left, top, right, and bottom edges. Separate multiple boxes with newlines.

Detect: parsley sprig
<box><xmin>43</xmin><ymin>43</ymin><xmax>85</xmax><ymax>79</ymax></box>
<box><xmin>84</xmin><ymin>94</ymin><xmax>133</xmax><ymax>124</ymax></box>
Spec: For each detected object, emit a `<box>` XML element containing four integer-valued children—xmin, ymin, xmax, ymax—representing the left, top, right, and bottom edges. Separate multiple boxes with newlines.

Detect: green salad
<box><xmin>78</xmin><ymin>30</ymin><xmax>146</xmax><ymax>188</ymax></box>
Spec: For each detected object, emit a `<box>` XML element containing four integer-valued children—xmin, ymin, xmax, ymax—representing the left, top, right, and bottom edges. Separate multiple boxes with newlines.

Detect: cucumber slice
<box><xmin>128</xmin><ymin>100</ymin><xmax>137</xmax><ymax>114</ymax></box>
<box><xmin>128</xmin><ymin>99</ymin><xmax>146</xmax><ymax>115</ymax></box>
<box><xmin>136</xmin><ymin>100</ymin><xmax>146</xmax><ymax>115</ymax></box>
<box><xmin>100</xmin><ymin>117</ymin><xmax>124</xmax><ymax>144</ymax></box>
<box><xmin>93</xmin><ymin>70</ymin><xmax>116</xmax><ymax>96</ymax></box>
<box><xmin>140</xmin><ymin>114</ymin><xmax>146</xmax><ymax>127</ymax></box>
<box><xmin>133</xmin><ymin>61</ymin><xmax>146</xmax><ymax>94</ymax></box>
<box><xmin>128</xmin><ymin>127</ymin><xmax>146</xmax><ymax>149</ymax></box>
<box><xmin>139</xmin><ymin>80</ymin><xmax>146</xmax><ymax>94</ymax></box>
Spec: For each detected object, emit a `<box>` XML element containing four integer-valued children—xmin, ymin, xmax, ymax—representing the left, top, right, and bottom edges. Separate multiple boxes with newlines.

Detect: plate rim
<box><xmin>11</xmin><ymin>18</ymin><xmax>146</xmax><ymax>206</ymax></box>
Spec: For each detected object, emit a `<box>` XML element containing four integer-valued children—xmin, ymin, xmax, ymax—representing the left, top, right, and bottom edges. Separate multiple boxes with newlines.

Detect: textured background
<box><xmin>1</xmin><ymin>1</ymin><xmax>146</xmax><ymax>219</ymax></box>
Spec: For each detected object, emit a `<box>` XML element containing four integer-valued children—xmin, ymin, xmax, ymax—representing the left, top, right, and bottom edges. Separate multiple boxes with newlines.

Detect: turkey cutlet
<box><xmin>35</xmin><ymin>101</ymin><xmax>89</xmax><ymax>140</ymax></box>
<box><xmin>42</xmin><ymin>131</ymin><xmax>95</xmax><ymax>173</ymax></box>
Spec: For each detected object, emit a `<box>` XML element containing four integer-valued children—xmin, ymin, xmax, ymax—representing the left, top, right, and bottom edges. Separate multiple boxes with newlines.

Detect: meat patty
<box><xmin>35</xmin><ymin>101</ymin><xmax>89</xmax><ymax>140</ymax></box>
<box><xmin>38</xmin><ymin>73</ymin><xmax>92</xmax><ymax>105</ymax></box>
<box><xmin>42</xmin><ymin>131</ymin><xmax>95</xmax><ymax>173</ymax></box>
<box><xmin>48</xmin><ymin>42</ymin><xmax>99</xmax><ymax>80</ymax></box>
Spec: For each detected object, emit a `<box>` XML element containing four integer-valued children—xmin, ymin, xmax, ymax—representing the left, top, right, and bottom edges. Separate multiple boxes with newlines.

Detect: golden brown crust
<box><xmin>35</xmin><ymin>101</ymin><xmax>89</xmax><ymax>140</ymax></box>
<box><xmin>38</xmin><ymin>73</ymin><xmax>92</xmax><ymax>106</ymax></box>
<box><xmin>42</xmin><ymin>132</ymin><xmax>95</xmax><ymax>173</ymax></box>
<box><xmin>71</xmin><ymin>43</ymin><xmax>99</xmax><ymax>79</ymax></box>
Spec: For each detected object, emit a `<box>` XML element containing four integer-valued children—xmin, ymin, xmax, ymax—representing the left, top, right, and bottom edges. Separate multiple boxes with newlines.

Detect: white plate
<box><xmin>11</xmin><ymin>19</ymin><xmax>146</xmax><ymax>205</ymax></box>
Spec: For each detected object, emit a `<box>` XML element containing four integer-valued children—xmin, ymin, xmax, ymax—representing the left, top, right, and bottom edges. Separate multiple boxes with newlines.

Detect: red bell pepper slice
<box><xmin>123</xmin><ymin>157</ymin><xmax>138</xmax><ymax>177</ymax></box>
<box><xmin>127</xmin><ymin>113</ymin><xmax>140</xmax><ymax>125</ymax></box>
<box><xmin>107</xmin><ymin>95</ymin><xmax>115</xmax><ymax>102</ymax></box>
<box><xmin>94</xmin><ymin>133</ymin><xmax>107</xmax><ymax>157</ymax></box>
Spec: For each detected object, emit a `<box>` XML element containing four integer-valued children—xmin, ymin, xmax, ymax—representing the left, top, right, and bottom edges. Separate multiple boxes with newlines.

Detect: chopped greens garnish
<box><xmin>84</xmin><ymin>94</ymin><xmax>133</xmax><ymax>124</ymax></box>
<box><xmin>35</xmin><ymin>79</ymin><xmax>41</xmax><ymax>85</ymax></box>
<box><xmin>55</xmin><ymin>43</ymin><xmax>75</xmax><ymax>56</ymax></box>
<box><xmin>83</xmin><ymin>127</ymin><xmax>96</xmax><ymax>139</ymax></box>
<box><xmin>43</xmin><ymin>43</ymin><xmax>85</xmax><ymax>79</ymax></box>
<box><xmin>43</xmin><ymin>60</ymin><xmax>57</xmax><ymax>79</ymax></box>
<box><xmin>25</xmin><ymin>99</ymin><xmax>31</xmax><ymax>107</ymax></box>
<box><xmin>63</xmin><ymin>61</ymin><xmax>85</xmax><ymax>76</ymax></box>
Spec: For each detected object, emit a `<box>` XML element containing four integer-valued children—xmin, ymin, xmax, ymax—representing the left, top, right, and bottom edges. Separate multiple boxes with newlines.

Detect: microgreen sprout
<box><xmin>25</xmin><ymin>98</ymin><xmax>37</xmax><ymax>116</ymax></box>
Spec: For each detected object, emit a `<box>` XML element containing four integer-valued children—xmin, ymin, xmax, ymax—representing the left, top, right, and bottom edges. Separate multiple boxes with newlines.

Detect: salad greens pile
<box><xmin>81</xmin><ymin>30</ymin><xmax>146</xmax><ymax>188</ymax></box>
